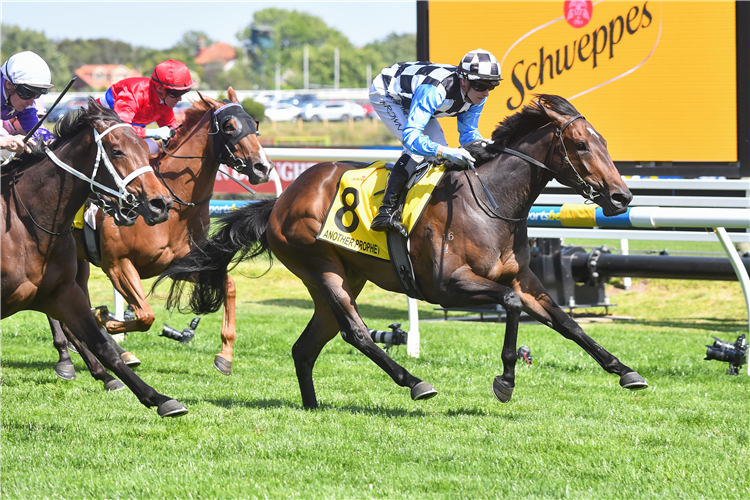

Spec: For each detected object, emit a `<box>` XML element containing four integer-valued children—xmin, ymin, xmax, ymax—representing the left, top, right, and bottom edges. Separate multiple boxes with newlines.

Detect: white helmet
<box><xmin>1</xmin><ymin>51</ymin><xmax>54</xmax><ymax>90</ymax></box>
<box><xmin>457</xmin><ymin>49</ymin><xmax>502</xmax><ymax>82</ymax></box>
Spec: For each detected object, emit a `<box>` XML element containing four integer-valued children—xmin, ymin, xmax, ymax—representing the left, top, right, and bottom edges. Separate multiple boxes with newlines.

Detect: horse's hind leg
<box><xmin>48</xmin><ymin>317</ymin><xmax>76</xmax><ymax>380</ymax></box>
<box><xmin>304</xmin><ymin>267</ymin><xmax>433</xmax><ymax>407</ymax></box>
<box><xmin>514</xmin><ymin>268</ymin><xmax>647</xmax><ymax>390</ymax></box>
<box><xmin>59</xmin><ymin>322</ymin><xmax>126</xmax><ymax>392</ymax></box>
<box><xmin>214</xmin><ymin>275</ymin><xmax>236</xmax><ymax>375</ymax></box>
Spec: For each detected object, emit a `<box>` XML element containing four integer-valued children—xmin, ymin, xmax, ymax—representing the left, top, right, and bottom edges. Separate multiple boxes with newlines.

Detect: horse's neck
<box><xmin>17</xmin><ymin>135</ymin><xmax>97</xmax><ymax>236</ymax></box>
<box><xmin>162</xmin><ymin>125</ymin><xmax>219</xmax><ymax>204</ymax></box>
<box><xmin>483</xmin><ymin>126</ymin><xmax>556</xmax><ymax>218</ymax></box>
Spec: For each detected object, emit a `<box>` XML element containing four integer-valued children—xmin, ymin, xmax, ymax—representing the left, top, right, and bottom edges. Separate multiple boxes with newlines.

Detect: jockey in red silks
<box><xmin>98</xmin><ymin>59</ymin><xmax>197</xmax><ymax>154</ymax></box>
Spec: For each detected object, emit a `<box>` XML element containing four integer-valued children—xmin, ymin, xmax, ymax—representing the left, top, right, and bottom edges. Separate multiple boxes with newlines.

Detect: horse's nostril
<box><xmin>612</xmin><ymin>191</ymin><xmax>632</xmax><ymax>207</ymax></box>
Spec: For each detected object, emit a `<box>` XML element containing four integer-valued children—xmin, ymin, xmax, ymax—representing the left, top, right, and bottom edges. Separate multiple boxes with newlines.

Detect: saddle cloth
<box><xmin>317</xmin><ymin>161</ymin><xmax>446</xmax><ymax>261</ymax></box>
<box><xmin>73</xmin><ymin>203</ymin><xmax>99</xmax><ymax>230</ymax></box>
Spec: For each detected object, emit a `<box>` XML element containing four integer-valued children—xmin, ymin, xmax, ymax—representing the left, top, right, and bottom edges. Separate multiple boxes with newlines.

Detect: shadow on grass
<box><xmin>190</xmin><ymin>396</ymin><xmax>509</xmax><ymax>418</ymax></box>
<box><xmin>614</xmin><ymin>317</ymin><xmax>746</xmax><ymax>333</ymax></box>
<box><xmin>253</xmin><ymin>298</ymin><xmax>426</xmax><ymax>320</ymax></box>
<box><xmin>1</xmin><ymin>360</ymin><xmax>59</xmax><ymax>371</ymax></box>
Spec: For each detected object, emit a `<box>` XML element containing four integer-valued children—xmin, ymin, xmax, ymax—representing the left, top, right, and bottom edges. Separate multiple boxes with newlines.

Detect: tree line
<box><xmin>1</xmin><ymin>8</ymin><xmax>416</xmax><ymax>91</ymax></box>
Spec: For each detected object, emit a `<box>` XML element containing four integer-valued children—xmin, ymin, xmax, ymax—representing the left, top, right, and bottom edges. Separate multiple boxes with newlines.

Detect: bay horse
<box><xmin>48</xmin><ymin>88</ymin><xmax>273</xmax><ymax>384</ymax></box>
<box><xmin>1</xmin><ymin>98</ymin><xmax>188</xmax><ymax>417</ymax></box>
<box><xmin>158</xmin><ymin>94</ymin><xmax>648</xmax><ymax>409</ymax></box>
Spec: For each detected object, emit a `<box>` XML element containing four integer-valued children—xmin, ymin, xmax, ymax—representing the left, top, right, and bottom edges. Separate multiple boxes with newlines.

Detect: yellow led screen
<box><xmin>429</xmin><ymin>1</ymin><xmax>737</xmax><ymax>162</ymax></box>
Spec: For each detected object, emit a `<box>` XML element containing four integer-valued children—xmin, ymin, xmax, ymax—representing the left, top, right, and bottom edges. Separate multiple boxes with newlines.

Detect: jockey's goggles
<box><xmin>470</xmin><ymin>80</ymin><xmax>499</xmax><ymax>92</ymax></box>
<box><xmin>164</xmin><ymin>87</ymin><xmax>189</xmax><ymax>99</ymax></box>
<box><xmin>14</xmin><ymin>83</ymin><xmax>49</xmax><ymax>100</ymax></box>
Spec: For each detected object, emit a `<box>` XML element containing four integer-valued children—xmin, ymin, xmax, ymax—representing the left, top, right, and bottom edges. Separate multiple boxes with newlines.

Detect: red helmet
<box><xmin>151</xmin><ymin>59</ymin><xmax>197</xmax><ymax>91</ymax></box>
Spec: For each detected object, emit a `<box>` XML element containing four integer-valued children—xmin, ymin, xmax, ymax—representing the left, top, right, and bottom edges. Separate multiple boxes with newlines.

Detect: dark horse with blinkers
<box><xmin>158</xmin><ymin>94</ymin><xmax>648</xmax><ymax>409</ymax></box>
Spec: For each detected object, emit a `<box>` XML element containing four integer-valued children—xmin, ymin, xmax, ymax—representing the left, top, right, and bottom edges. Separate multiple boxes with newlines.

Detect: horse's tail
<box><xmin>154</xmin><ymin>198</ymin><xmax>277</xmax><ymax>315</ymax></box>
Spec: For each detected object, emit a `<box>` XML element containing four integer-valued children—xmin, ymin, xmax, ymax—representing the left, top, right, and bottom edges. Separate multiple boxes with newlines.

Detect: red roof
<box><xmin>194</xmin><ymin>42</ymin><xmax>237</xmax><ymax>66</ymax></box>
<box><xmin>74</xmin><ymin>64</ymin><xmax>140</xmax><ymax>90</ymax></box>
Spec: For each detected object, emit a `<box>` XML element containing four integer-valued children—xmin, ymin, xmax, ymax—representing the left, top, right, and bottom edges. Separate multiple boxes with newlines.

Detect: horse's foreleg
<box><xmin>441</xmin><ymin>266</ymin><xmax>523</xmax><ymax>403</ymax></box>
<box><xmin>214</xmin><ymin>275</ymin><xmax>236</xmax><ymax>375</ymax></box>
<box><xmin>48</xmin><ymin>316</ymin><xmax>76</xmax><ymax>380</ymax></box>
<box><xmin>49</xmin><ymin>283</ymin><xmax>186</xmax><ymax>417</ymax></box>
<box><xmin>59</xmin><ymin>322</ymin><xmax>125</xmax><ymax>391</ymax></box>
<box><xmin>514</xmin><ymin>268</ymin><xmax>647</xmax><ymax>390</ymax></box>
<box><xmin>101</xmin><ymin>259</ymin><xmax>155</xmax><ymax>334</ymax></box>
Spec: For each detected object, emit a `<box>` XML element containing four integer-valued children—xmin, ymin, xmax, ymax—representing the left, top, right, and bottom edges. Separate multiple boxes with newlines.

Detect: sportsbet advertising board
<box><xmin>422</xmin><ymin>1</ymin><xmax>748</xmax><ymax>177</ymax></box>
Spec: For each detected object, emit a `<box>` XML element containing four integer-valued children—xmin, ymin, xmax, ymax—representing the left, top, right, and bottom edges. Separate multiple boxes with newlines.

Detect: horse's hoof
<box><xmin>157</xmin><ymin>399</ymin><xmax>188</xmax><ymax>418</ymax></box>
<box><xmin>120</xmin><ymin>352</ymin><xmax>141</xmax><ymax>368</ymax></box>
<box><xmin>104</xmin><ymin>379</ymin><xmax>126</xmax><ymax>392</ymax></box>
<box><xmin>67</xmin><ymin>342</ymin><xmax>78</xmax><ymax>354</ymax></box>
<box><xmin>213</xmin><ymin>355</ymin><xmax>232</xmax><ymax>376</ymax></box>
<box><xmin>620</xmin><ymin>372</ymin><xmax>648</xmax><ymax>390</ymax></box>
<box><xmin>54</xmin><ymin>361</ymin><xmax>76</xmax><ymax>380</ymax></box>
<box><xmin>411</xmin><ymin>381</ymin><xmax>437</xmax><ymax>400</ymax></box>
<box><xmin>492</xmin><ymin>376</ymin><xmax>514</xmax><ymax>403</ymax></box>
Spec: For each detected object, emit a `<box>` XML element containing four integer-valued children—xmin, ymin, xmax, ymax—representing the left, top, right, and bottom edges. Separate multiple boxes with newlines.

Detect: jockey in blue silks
<box><xmin>368</xmin><ymin>48</ymin><xmax>502</xmax><ymax>237</ymax></box>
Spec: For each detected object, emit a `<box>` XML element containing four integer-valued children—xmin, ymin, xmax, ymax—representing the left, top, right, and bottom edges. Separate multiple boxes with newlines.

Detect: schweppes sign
<box><xmin>429</xmin><ymin>1</ymin><xmax>737</xmax><ymax>162</ymax></box>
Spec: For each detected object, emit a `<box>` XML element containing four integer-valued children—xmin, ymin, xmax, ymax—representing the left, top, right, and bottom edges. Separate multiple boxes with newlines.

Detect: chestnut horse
<box><xmin>48</xmin><ymin>88</ymin><xmax>273</xmax><ymax>385</ymax></box>
<box><xmin>1</xmin><ymin>99</ymin><xmax>187</xmax><ymax>417</ymax></box>
<box><xmin>158</xmin><ymin>95</ymin><xmax>648</xmax><ymax>409</ymax></box>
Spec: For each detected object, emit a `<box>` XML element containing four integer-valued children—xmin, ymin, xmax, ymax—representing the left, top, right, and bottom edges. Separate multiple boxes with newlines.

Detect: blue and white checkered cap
<box><xmin>457</xmin><ymin>49</ymin><xmax>502</xmax><ymax>81</ymax></box>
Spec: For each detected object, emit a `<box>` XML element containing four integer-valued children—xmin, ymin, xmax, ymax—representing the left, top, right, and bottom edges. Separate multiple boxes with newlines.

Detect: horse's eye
<box><xmin>223</xmin><ymin>122</ymin><xmax>237</xmax><ymax>134</ymax></box>
<box><xmin>111</xmin><ymin>148</ymin><xmax>124</xmax><ymax>158</ymax></box>
<box><xmin>576</xmin><ymin>142</ymin><xmax>588</xmax><ymax>152</ymax></box>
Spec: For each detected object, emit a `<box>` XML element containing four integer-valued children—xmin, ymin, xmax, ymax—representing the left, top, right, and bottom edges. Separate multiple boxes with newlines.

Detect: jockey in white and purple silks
<box><xmin>0</xmin><ymin>51</ymin><xmax>55</xmax><ymax>155</ymax></box>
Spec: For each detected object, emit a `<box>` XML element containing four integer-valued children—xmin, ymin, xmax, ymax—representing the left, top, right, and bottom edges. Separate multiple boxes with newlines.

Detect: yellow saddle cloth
<box><xmin>317</xmin><ymin>161</ymin><xmax>446</xmax><ymax>261</ymax></box>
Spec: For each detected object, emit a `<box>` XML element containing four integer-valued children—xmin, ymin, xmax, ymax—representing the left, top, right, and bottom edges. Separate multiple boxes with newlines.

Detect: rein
<box><xmin>472</xmin><ymin>114</ymin><xmax>598</xmax><ymax>221</ymax></box>
<box><xmin>13</xmin><ymin>122</ymin><xmax>154</xmax><ymax>235</ymax></box>
<box><xmin>154</xmin><ymin>102</ymin><xmax>259</xmax><ymax>206</ymax></box>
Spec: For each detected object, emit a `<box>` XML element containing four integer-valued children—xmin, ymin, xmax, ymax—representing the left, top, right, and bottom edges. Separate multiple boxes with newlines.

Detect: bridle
<box><xmin>492</xmin><ymin>114</ymin><xmax>599</xmax><ymax>202</ymax></box>
<box><xmin>470</xmin><ymin>114</ymin><xmax>600</xmax><ymax>221</ymax></box>
<box><xmin>13</xmin><ymin>123</ymin><xmax>154</xmax><ymax>234</ymax></box>
<box><xmin>159</xmin><ymin>102</ymin><xmax>260</xmax><ymax>173</ymax></box>
<box><xmin>155</xmin><ymin>102</ymin><xmax>262</xmax><ymax>206</ymax></box>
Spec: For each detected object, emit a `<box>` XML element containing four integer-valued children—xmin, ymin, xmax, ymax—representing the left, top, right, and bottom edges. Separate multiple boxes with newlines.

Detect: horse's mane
<box><xmin>171</xmin><ymin>97</ymin><xmax>214</xmax><ymax>144</ymax></box>
<box><xmin>2</xmin><ymin>98</ymin><xmax>123</xmax><ymax>173</ymax></box>
<box><xmin>463</xmin><ymin>94</ymin><xmax>580</xmax><ymax>164</ymax></box>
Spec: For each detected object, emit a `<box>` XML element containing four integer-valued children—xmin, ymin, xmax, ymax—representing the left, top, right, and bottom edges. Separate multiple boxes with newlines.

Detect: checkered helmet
<box><xmin>457</xmin><ymin>49</ymin><xmax>502</xmax><ymax>82</ymax></box>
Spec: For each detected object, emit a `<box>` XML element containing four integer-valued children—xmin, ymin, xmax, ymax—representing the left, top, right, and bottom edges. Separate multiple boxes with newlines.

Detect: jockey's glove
<box><xmin>145</xmin><ymin>126</ymin><xmax>172</xmax><ymax>141</ymax></box>
<box><xmin>441</xmin><ymin>147</ymin><xmax>475</xmax><ymax>168</ymax></box>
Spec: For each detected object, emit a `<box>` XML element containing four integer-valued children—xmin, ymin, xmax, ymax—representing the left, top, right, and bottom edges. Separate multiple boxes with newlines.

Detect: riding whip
<box><xmin>23</xmin><ymin>76</ymin><xmax>77</xmax><ymax>144</ymax></box>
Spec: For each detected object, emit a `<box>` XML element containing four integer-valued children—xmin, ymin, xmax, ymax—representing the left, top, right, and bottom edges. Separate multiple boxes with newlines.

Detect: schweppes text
<box><xmin>507</xmin><ymin>1</ymin><xmax>653</xmax><ymax>110</ymax></box>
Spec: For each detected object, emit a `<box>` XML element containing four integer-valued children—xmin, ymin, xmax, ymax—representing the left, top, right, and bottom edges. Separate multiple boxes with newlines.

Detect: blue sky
<box><xmin>2</xmin><ymin>1</ymin><xmax>417</xmax><ymax>49</ymax></box>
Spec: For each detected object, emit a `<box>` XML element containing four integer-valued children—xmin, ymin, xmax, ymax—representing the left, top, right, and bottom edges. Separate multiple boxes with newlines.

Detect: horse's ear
<box><xmin>198</xmin><ymin>91</ymin><xmax>208</xmax><ymax>104</ymax></box>
<box><xmin>227</xmin><ymin>87</ymin><xmax>238</xmax><ymax>103</ymax></box>
<box><xmin>539</xmin><ymin>100</ymin><xmax>567</xmax><ymax>127</ymax></box>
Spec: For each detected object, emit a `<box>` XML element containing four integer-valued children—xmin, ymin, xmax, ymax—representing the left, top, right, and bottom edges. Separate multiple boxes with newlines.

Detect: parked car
<box><xmin>45</xmin><ymin>97</ymin><xmax>89</xmax><ymax>123</ymax></box>
<box><xmin>300</xmin><ymin>100</ymin><xmax>366</xmax><ymax>122</ymax></box>
<box><xmin>283</xmin><ymin>94</ymin><xmax>318</xmax><ymax>108</ymax></box>
<box><xmin>264</xmin><ymin>102</ymin><xmax>302</xmax><ymax>122</ymax></box>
